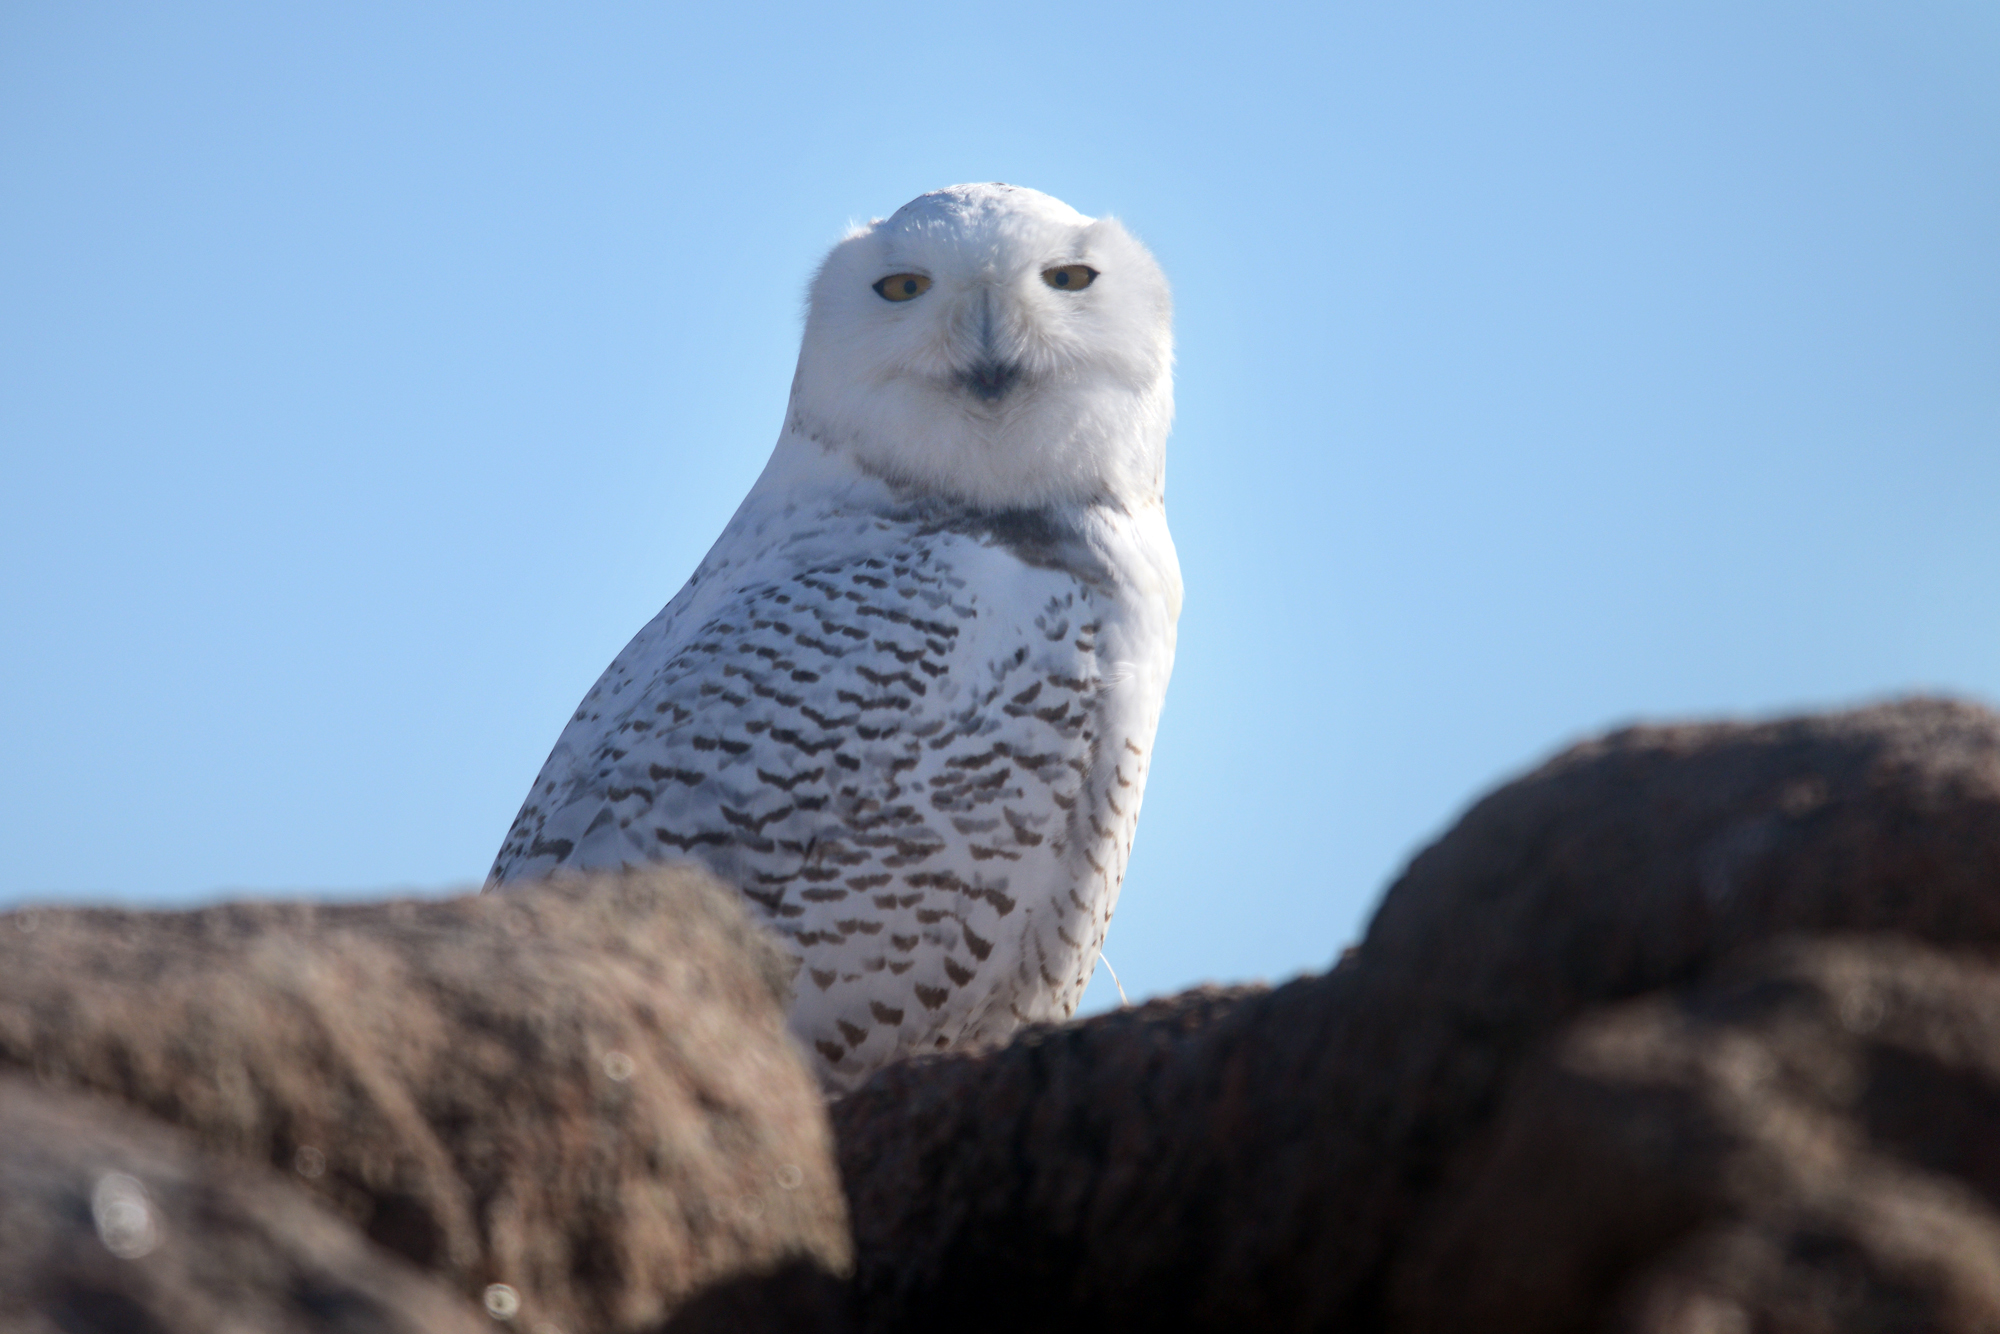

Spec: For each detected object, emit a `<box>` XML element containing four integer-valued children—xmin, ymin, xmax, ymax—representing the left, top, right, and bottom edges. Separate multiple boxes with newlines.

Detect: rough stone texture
<box><xmin>0</xmin><ymin>868</ymin><xmax>851</xmax><ymax>1334</ymax></box>
<box><xmin>833</xmin><ymin>697</ymin><xmax>2000</xmax><ymax>1331</ymax></box>
<box><xmin>1394</xmin><ymin>937</ymin><xmax>2000</xmax><ymax>1334</ymax></box>
<box><xmin>0</xmin><ymin>1073</ymin><xmax>488</xmax><ymax>1334</ymax></box>
<box><xmin>835</xmin><ymin>984</ymin><xmax>1269</xmax><ymax>1330</ymax></box>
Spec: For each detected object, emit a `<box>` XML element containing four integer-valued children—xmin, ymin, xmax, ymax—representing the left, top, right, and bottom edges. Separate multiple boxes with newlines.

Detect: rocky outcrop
<box><xmin>833</xmin><ymin>697</ymin><xmax>2000</xmax><ymax>1331</ymax></box>
<box><xmin>8</xmin><ymin>698</ymin><xmax>2000</xmax><ymax>1332</ymax></box>
<box><xmin>0</xmin><ymin>868</ymin><xmax>852</xmax><ymax>1334</ymax></box>
<box><xmin>0</xmin><ymin>1073</ymin><xmax>488</xmax><ymax>1333</ymax></box>
<box><xmin>833</xmin><ymin>983</ymin><xmax>1271</xmax><ymax>1330</ymax></box>
<box><xmin>1393</xmin><ymin>936</ymin><xmax>2000</xmax><ymax>1334</ymax></box>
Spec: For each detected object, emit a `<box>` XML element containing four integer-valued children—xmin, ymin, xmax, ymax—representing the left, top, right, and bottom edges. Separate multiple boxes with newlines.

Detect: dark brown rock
<box><xmin>832</xmin><ymin>697</ymin><xmax>2000</xmax><ymax>1331</ymax></box>
<box><xmin>658</xmin><ymin>1256</ymin><xmax>859</xmax><ymax>1334</ymax></box>
<box><xmin>0</xmin><ymin>868</ymin><xmax>851</xmax><ymax>1334</ymax></box>
<box><xmin>1393</xmin><ymin>937</ymin><xmax>2000</xmax><ymax>1334</ymax></box>
<box><xmin>0</xmin><ymin>1073</ymin><xmax>487</xmax><ymax>1334</ymax></box>
<box><xmin>835</xmin><ymin>985</ymin><xmax>1269</xmax><ymax>1331</ymax></box>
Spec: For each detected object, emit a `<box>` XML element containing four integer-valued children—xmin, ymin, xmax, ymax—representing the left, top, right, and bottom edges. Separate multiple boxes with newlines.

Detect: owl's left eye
<box><xmin>1042</xmin><ymin>264</ymin><xmax>1098</xmax><ymax>291</ymax></box>
<box><xmin>873</xmin><ymin>273</ymin><xmax>932</xmax><ymax>302</ymax></box>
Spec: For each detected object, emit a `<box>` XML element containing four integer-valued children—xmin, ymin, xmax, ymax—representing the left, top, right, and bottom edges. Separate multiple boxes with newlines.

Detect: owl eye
<box><xmin>872</xmin><ymin>273</ymin><xmax>932</xmax><ymax>302</ymax></box>
<box><xmin>1042</xmin><ymin>264</ymin><xmax>1098</xmax><ymax>291</ymax></box>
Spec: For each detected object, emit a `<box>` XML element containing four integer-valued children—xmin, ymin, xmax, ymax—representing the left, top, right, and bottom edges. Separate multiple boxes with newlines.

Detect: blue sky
<box><xmin>4</xmin><ymin>2</ymin><xmax>1996</xmax><ymax>1014</ymax></box>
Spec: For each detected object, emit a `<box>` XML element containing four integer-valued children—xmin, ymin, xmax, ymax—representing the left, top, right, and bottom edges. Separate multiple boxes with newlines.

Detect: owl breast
<box><xmin>491</xmin><ymin>497</ymin><xmax>1177</xmax><ymax>1090</ymax></box>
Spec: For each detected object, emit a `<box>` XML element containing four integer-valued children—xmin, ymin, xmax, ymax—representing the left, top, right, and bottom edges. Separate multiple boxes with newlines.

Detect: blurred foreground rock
<box><xmin>1393</xmin><ymin>937</ymin><xmax>2000</xmax><ymax>1334</ymax></box>
<box><xmin>833</xmin><ymin>697</ymin><xmax>2000</xmax><ymax>1331</ymax></box>
<box><xmin>6</xmin><ymin>698</ymin><xmax>2000</xmax><ymax>1332</ymax></box>
<box><xmin>0</xmin><ymin>1073</ymin><xmax>487</xmax><ymax>1334</ymax></box>
<box><xmin>0</xmin><ymin>868</ymin><xmax>851</xmax><ymax>1334</ymax></box>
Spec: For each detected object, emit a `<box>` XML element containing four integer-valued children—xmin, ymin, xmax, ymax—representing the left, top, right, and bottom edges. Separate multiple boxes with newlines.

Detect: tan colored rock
<box><xmin>0</xmin><ymin>868</ymin><xmax>851</xmax><ymax>1334</ymax></box>
<box><xmin>0</xmin><ymin>1073</ymin><xmax>487</xmax><ymax>1334</ymax></box>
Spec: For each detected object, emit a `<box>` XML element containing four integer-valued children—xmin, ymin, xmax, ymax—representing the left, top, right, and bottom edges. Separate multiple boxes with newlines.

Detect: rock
<box><xmin>834</xmin><ymin>985</ymin><xmax>1268</xmax><ymax>1331</ymax></box>
<box><xmin>0</xmin><ymin>868</ymin><xmax>851</xmax><ymax>1334</ymax></box>
<box><xmin>1347</xmin><ymin>696</ymin><xmax>2000</xmax><ymax>1325</ymax></box>
<box><xmin>0</xmin><ymin>1073</ymin><xmax>488</xmax><ymax>1334</ymax></box>
<box><xmin>832</xmin><ymin>697</ymin><xmax>2000</xmax><ymax>1331</ymax></box>
<box><xmin>1392</xmin><ymin>937</ymin><xmax>2000</xmax><ymax>1334</ymax></box>
<box><xmin>658</xmin><ymin>1256</ymin><xmax>861</xmax><ymax>1334</ymax></box>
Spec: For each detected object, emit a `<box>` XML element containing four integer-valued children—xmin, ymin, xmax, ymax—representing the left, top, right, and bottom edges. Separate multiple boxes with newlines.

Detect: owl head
<box><xmin>787</xmin><ymin>184</ymin><xmax>1173</xmax><ymax>511</ymax></box>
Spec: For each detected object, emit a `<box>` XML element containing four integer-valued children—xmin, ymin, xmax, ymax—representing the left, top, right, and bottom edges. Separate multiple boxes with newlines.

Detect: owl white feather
<box><xmin>490</xmin><ymin>184</ymin><xmax>1181</xmax><ymax>1090</ymax></box>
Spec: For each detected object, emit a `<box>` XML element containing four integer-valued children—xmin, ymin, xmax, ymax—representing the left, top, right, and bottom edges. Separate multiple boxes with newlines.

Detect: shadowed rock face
<box><xmin>0</xmin><ymin>868</ymin><xmax>853</xmax><ymax>1334</ymax></box>
<box><xmin>832</xmin><ymin>697</ymin><xmax>2000</xmax><ymax>1332</ymax></box>
<box><xmin>1393</xmin><ymin>937</ymin><xmax>2000</xmax><ymax>1334</ymax></box>
<box><xmin>0</xmin><ymin>1074</ymin><xmax>490</xmax><ymax>1334</ymax></box>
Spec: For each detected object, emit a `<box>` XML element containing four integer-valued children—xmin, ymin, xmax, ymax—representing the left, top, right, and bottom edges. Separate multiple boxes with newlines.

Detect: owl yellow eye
<box><xmin>1042</xmin><ymin>264</ymin><xmax>1098</xmax><ymax>291</ymax></box>
<box><xmin>872</xmin><ymin>273</ymin><xmax>931</xmax><ymax>302</ymax></box>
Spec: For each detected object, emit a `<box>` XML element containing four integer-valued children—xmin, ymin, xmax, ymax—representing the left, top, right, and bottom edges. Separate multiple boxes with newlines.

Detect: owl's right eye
<box><xmin>872</xmin><ymin>273</ymin><xmax>932</xmax><ymax>302</ymax></box>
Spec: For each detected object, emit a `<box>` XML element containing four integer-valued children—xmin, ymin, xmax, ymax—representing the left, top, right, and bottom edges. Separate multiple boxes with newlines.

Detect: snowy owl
<box><xmin>489</xmin><ymin>184</ymin><xmax>1180</xmax><ymax>1091</ymax></box>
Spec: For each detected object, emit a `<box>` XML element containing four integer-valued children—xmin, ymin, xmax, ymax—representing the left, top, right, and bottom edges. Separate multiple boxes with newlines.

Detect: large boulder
<box><xmin>833</xmin><ymin>697</ymin><xmax>2000</xmax><ymax>1330</ymax></box>
<box><xmin>0</xmin><ymin>868</ymin><xmax>852</xmax><ymax>1334</ymax></box>
<box><xmin>0</xmin><ymin>1074</ymin><xmax>488</xmax><ymax>1334</ymax></box>
<box><xmin>1393</xmin><ymin>937</ymin><xmax>2000</xmax><ymax>1334</ymax></box>
<box><xmin>834</xmin><ymin>984</ymin><xmax>1269</xmax><ymax>1331</ymax></box>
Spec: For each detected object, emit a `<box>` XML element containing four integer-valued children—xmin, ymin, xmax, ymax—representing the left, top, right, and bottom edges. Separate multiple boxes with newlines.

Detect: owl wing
<box><xmin>490</xmin><ymin>500</ymin><xmax>1152</xmax><ymax>1086</ymax></box>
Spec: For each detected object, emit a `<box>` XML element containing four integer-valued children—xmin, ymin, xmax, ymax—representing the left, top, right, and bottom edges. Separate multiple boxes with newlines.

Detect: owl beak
<box><xmin>955</xmin><ymin>285</ymin><xmax>1024</xmax><ymax>403</ymax></box>
<box><xmin>959</xmin><ymin>359</ymin><xmax>1021</xmax><ymax>401</ymax></box>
